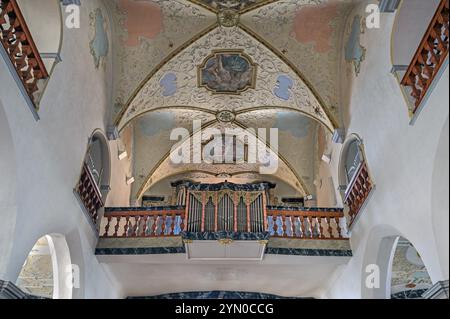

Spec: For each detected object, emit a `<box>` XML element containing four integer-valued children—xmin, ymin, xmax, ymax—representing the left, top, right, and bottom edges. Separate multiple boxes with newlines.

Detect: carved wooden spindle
<box><xmin>171</xmin><ymin>213</ymin><xmax>176</xmax><ymax>235</ymax></box>
<box><xmin>335</xmin><ymin>217</ymin><xmax>342</xmax><ymax>239</ymax></box>
<box><xmin>318</xmin><ymin>217</ymin><xmax>325</xmax><ymax>239</ymax></box>
<box><xmin>103</xmin><ymin>216</ymin><xmax>112</xmax><ymax>237</ymax></box>
<box><xmin>272</xmin><ymin>215</ymin><xmax>278</xmax><ymax>236</ymax></box>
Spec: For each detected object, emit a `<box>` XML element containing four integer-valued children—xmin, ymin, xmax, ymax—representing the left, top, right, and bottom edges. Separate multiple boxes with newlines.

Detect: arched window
<box><xmin>16</xmin><ymin>234</ymin><xmax>73</xmax><ymax>299</ymax></box>
<box><xmin>75</xmin><ymin>131</ymin><xmax>110</xmax><ymax>229</ymax></box>
<box><xmin>344</xmin><ymin>139</ymin><xmax>363</xmax><ymax>185</ymax></box>
<box><xmin>339</xmin><ymin>135</ymin><xmax>374</xmax><ymax>229</ymax></box>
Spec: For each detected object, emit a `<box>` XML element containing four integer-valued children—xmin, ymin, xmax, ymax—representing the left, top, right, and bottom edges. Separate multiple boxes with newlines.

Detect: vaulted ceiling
<box><xmin>103</xmin><ymin>0</ymin><xmax>357</xmax><ymax>201</ymax></box>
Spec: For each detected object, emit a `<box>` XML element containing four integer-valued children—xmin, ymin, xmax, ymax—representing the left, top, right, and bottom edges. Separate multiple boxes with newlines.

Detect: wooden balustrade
<box><xmin>100</xmin><ymin>208</ymin><xmax>186</xmax><ymax>238</ymax></box>
<box><xmin>401</xmin><ymin>0</ymin><xmax>449</xmax><ymax>114</ymax></box>
<box><xmin>266</xmin><ymin>208</ymin><xmax>347</xmax><ymax>240</ymax></box>
<box><xmin>344</xmin><ymin>161</ymin><xmax>373</xmax><ymax>228</ymax></box>
<box><xmin>75</xmin><ymin>163</ymin><xmax>104</xmax><ymax>227</ymax></box>
<box><xmin>0</xmin><ymin>0</ymin><xmax>48</xmax><ymax>107</ymax></box>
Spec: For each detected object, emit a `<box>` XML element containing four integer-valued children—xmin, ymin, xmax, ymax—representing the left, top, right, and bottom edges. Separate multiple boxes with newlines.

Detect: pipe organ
<box><xmin>171</xmin><ymin>181</ymin><xmax>275</xmax><ymax>233</ymax></box>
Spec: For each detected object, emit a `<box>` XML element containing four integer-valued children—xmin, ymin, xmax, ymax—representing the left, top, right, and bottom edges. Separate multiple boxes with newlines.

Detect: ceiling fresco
<box><xmin>136</xmin><ymin>121</ymin><xmax>308</xmax><ymax>199</ymax></box>
<box><xmin>240</xmin><ymin>0</ymin><xmax>355</xmax><ymax>122</ymax></box>
<box><xmin>189</xmin><ymin>0</ymin><xmax>276</xmax><ymax>13</ymax></box>
<box><xmin>117</xmin><ymin>26</ymin><xmax>334</xmax><ymax>131</ymax></box>
<box><xmin>105</xmin><ymin>0</ymin><xmax>216</xmax><ymax>114</ymax></box>
<box><xmin>101</xmin><ymin>0</ymin><xmax>359</xmax><ymax>201</ymax></box>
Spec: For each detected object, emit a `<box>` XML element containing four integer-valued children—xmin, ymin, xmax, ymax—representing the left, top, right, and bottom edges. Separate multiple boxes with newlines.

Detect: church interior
<box><xmin>0</xmin><ymin>0</ymin><xmax>448</xmax><ymax>300</ymax></box>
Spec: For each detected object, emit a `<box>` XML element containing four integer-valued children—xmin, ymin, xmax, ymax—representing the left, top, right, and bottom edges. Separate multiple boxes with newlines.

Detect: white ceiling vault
<box><xmin>103</xmin><ymin>0</ymin><xmax>357</xmax><ymax>201</ymax></box>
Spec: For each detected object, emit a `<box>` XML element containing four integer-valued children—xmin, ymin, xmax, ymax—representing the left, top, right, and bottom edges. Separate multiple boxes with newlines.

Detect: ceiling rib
<box><xmin>119</xmin><ymin>106</ymin><xmax>216</xmax><ymax>133</ymax></box>
<box><xmin>237</xmin><ymin>22</ymin><xmax>339</xmax><ymax>129</ymax></box>
<box><xmin>114</xmin><ymin>22</ymin><xmax>219</xmax><ymax>127</ymax></box>
<box><xmin>232</xmin><ymin>119</ymin><xmax>309</xmax><ymax>195</ymax></box>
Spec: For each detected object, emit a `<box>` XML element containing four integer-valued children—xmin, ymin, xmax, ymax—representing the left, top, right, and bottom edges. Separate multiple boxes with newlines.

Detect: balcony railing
<box><xmin>266</xmin><ymin>207</ymin><xmax>347</xmax><ymax>240</ymax></box>
<box><xmin>344</xmin><ymin>161</ymin><xmax>374</xmax><ymax>228</ymax></box>
<box><xmin>99</xmin><ymin>206</ymin><xmax>348</xmax><ymax>240</ymax></box>
<box><xmin>75</xmin><ymin>163</ymin><xmax>104</xmax><ymax>227</ymax></box>
<box><xmin>100</xmin><ymin>207</ymin><xmax>186</xmax><ymax>238</ymax></box>
<box><xmin>401</xmin><ymin>0</ymin><xmax>449</xmax><ymax>115</ymax></box>
<box><xmin>0</xmin><ymin>0</ymin><xmax>48</xmax><ymax>108</ymax></box>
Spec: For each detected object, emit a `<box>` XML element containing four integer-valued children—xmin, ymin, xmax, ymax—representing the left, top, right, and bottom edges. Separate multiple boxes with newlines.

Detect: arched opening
<box><xmin>0</xmin><ymin>99</ymin><xmax>18</xmax><ymax>278</ymax></box>
<box><xmin>338</xmin><ymin>135</ymin><xmax>374</xmax><ymax>228</ymax></box>
<box><xmin>75</xmin><ymin>131</ymin><xmax>111</xmax><ymax>228</ymax></box>
<box><xmin>15</xmin><ymin>234</ymin><xmax>73</xmax><ymax>299</ymax></box>
<box><xmin>85</xmin><ymin>131</ymin><xmax>111</xmax><ymax>197</ymax></box>
<box><xmin>389</xmin><ymin>237</ymin><xmax>433</xmax><ymax>299</ymax></box>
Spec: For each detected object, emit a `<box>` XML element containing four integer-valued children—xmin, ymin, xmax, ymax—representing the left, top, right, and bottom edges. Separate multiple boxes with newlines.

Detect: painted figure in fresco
<box><xmin>201</xmin><ymin>53</ymin><xmax>254</xmax><ymax>93</ymax></box>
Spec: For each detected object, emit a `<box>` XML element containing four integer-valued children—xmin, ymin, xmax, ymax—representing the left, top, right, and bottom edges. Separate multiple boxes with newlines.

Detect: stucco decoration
<box><xmin>105</xmin><ymin>0</ymin><xmax>216</xmax><ymax>115</ymax></box>
<box><xmin>241</xmin><ymin>0</ymin><xmax>354</xmax><ymax>124</ymax></box>
<box><xmin>190</xmin><ymin>0</ymin><xmax>274</xmax><ymax>13</ymax></box>
<box><xmin>89</xmin><ymin>8</ymin><xmax>109</xmax><ymax>69</ymax></box>
<box><xmin>118</xmin><ymin>27</ymin><xmax>334</xmax><ymax>131</ymax></box>
<box><xmin>217</xmin><ymin>9</ymin><xmax>240</xmax><ymax>27</ymax></box>
<box><xmin>198</xmin><ymin>50</ymin><xmax>257</xmax><ymax>94</ymax></box>
<box><xmin>345</xmin><ymin>15</ymin><xmax>366</xmax><ymax>75</ymax></box>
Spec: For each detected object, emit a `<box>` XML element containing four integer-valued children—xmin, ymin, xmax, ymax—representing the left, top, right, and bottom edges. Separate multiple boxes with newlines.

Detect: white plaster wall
<box><xmin>0</xmin><ymin>0</ymin><xmax>128</xmax><ymax>298</ymax></box>
<box><xmin>392</xmin><ymin>0</ymin><xmax>441</xmax><ymax>66</ymax></box>
<box><xmin>323</xmin><ymin>7</ymin><xmax>449</xmax><ymax>298</ymax></box>
<box><xmin>16</xmin><ymin>0</ymin><xmax>63</xmax><ymax>72</ymax></box>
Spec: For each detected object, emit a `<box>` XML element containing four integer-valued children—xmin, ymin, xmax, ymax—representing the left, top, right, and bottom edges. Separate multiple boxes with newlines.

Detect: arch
<box><xmin>135</xmin><ymin>120</ymin><xmax>308</xmax><ymax>199</ymax></box>
<box><xmin>74</xmin><ymin>130</ymin><xmax>111</xmax><ymax>228</ymax></box>
<box><xmin>338</xmin><ymin>134</ymin><xmax>367</xmax><ymax>193</ymax></box>
<box><xmin>84</xmin><ymin>130</ymin><xmax>111</xmax><ymax>200</ymax></box>
<box><xmin>0</xmin><ymin>99</ymin><xmax>18</xmax><ymax>278</ymax></box>
<box><xmin>338</xmin><ymin>134</ymin><xmax>375</xmax><ymax>228</ymax></box>
<box><xmin>361</xmin><ymin>225</ymin><xmax>435</xmax><ymax>299</ymax></box>
<box><xmin>361</xmin><ymin>225</ymin><xmax>405</xmax><ymax>299</ymax></box>
<box><xmin>15</xmin><ymin>234</ymin><xmax>73</xmax><ymax>299</ymax></box>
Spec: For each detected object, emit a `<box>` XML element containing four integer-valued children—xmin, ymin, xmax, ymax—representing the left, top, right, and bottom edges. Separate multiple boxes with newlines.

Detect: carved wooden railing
<box><xmin>99</xmin><ymin>206</ymin><xmax>349</xmax><ymax>240</ymax></box>
<box><xmin>344</xmin><ymin>161</ymin><xmax>374</xmax><ymax>228</ymax></box>
<box><xmin>0</xmin><ymin>0</ymin><xmax>48</xmax><ymax>107</ymax></box>
<box><xmin>100</xmin><ymin>207</ymin><xmax>186</xmax><ymax>238</ymax></box>
<box><xmin>266</xmin><ymin>207</ymin><xmax>347</xmax><ymax>240</ymax></box>
<box><xmin>75</xmin><ymin>163</ymin><xmax>104</xmax><ymax>227</ymax></box>
<box><xmin>401</xmin><ymin>0</ymin><xmax>449</xmax><ymax>114</ymax></box>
